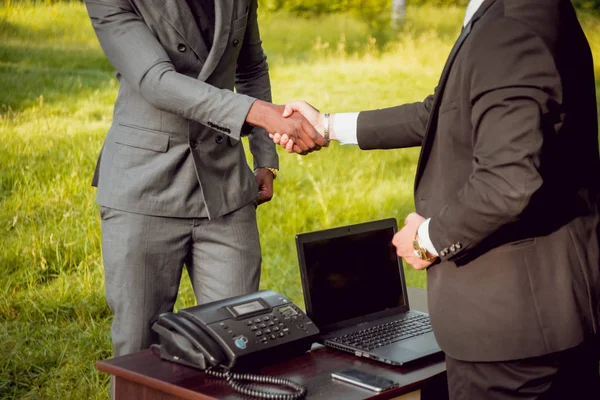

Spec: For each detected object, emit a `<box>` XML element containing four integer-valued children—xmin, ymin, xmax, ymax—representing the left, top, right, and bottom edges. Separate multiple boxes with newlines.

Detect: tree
<box><xmin>391</xmin><ymin>0</ymin><xmax>406</xmax><ymax>28</ymax></box>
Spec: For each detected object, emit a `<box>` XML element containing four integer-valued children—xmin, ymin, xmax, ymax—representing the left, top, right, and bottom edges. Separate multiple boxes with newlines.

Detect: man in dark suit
<box><xmin>84</xmin><ymin>0</ymin><xmax>326</xmax><ymax>362</ymax></box>
<box><xmin>274</xmin><ymin>0</ymin><xmax>600</xmax><ymax>398</ymax></box>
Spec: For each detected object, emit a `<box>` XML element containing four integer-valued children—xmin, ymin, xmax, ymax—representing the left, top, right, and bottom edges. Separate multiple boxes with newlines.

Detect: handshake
<box><xmin>246</xmin><ymin>100</ymin><xmax>330</xmax><ymax>155</ymax></box>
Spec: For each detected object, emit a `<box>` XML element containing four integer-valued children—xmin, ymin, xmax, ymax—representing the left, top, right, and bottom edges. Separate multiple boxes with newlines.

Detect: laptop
<box><xmin>295</xmin><ymin>218</ymin><xmax>442</xmax><ymax>366</ymax></box>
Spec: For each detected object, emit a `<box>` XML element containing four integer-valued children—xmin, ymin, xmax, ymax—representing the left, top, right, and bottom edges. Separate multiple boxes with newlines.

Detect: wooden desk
<box><xmin>97</xmin><ymin>288</ymin><xmax>447</xmax><ymax>400</ymax></box>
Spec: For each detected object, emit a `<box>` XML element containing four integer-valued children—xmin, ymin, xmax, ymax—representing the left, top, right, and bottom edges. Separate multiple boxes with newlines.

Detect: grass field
<box><xmin>1</xmin><ymin>3</ymin><xmax>600</xmax><ymax>399</ymax></box>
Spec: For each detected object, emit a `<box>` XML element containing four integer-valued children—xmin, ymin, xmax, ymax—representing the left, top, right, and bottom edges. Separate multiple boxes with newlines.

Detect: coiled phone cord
<box><xmin>206</xmin><ymin>366</ymin><xmax>308</xmax><ymax>400</ymax></box>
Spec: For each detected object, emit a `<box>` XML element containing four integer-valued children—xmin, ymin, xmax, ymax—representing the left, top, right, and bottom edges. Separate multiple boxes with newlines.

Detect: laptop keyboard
<box><xmin>330</xmin><ymin>314</ymin><xmax>433</xmax><ymax>352</ymax></box>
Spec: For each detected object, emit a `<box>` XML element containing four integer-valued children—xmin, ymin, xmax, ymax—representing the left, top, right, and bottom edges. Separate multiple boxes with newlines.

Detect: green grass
<box><xmin>1</xmin><ymin>2</ymin><xmax>600</xmax><ymax>399</ymax></box>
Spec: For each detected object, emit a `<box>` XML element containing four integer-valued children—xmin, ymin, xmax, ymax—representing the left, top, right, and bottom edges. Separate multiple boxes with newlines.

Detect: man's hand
<box><xmin>246</xmin><ymin>100</ymin><xmax>327</xmax><ymax>155</ymax></box>
<box><xmin>254</xmin><ymin>168</ymin><xmax>274</xmax><ymax>205</ymax></box>
<box><xmin>392</xmin><ymin>213</ymin><xmax>435</xmax><ymax>270</ymax></box>
<box><xmin>271</xmin><ymin>101</ymin><xmax>326</xmax><ymax>153</ymax></box>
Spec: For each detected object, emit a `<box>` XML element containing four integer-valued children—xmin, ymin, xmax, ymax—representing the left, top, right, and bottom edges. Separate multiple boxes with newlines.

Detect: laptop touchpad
<box><xmin>398</xmin><ymin>334</ymin><xmax>440</xmax><ymax>353</ymax></box>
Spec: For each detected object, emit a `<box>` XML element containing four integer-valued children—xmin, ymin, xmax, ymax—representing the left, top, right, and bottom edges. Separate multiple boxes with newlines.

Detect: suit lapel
<box><xmin>148</xmin><ymin>0</ymin><xmax>209</xmax><ymax>63</ymax></box>
<box><xmin>414</xmin><ymin>0</ymin><xmax>495</xmax><ymax>191</ymax></box>
<box><xmin>198</xmin><ymin>0</ymin><xmax>234</xmax><ymax>81</ymax></box>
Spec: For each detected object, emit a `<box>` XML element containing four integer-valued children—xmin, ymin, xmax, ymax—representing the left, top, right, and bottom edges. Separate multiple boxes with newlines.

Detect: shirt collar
<box><xmin>463</xmin><ymin>0</ymin><xmax>485</xmax><ymax>26</ymax></box>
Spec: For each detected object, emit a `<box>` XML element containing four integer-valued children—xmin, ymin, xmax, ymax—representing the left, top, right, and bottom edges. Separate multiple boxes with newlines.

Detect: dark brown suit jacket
<box><xmin>357</xmin><ymin>0</ymin><xmax>600</xmax><ymax>362</ymax></box>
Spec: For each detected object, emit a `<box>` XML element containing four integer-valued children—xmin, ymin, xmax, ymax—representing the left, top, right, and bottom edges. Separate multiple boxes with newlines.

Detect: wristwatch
<box><xmin>266</xmin><ymin>167</ymin><xmax>278</xmax><ymax>179</ymax></box>
<box><xmin>323</xmin><ymin>113</ymin><xmax>331</xmax><ymax>144</ymax></box>
<box><xmin>413</xmin><ymin>233</ymin><xmax>436</xmax><ymax>261</ymax></box>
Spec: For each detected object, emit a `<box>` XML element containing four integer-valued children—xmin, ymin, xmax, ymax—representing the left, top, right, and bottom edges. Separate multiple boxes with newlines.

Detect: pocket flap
<box><xmin>115</xmin><ymin>123</ymin><xmax>170</xmax><ymax>153</ymax></box>
<box><xmin>233</xmin><ymin>12</ymin><xmax>249</xmax><ymax>30</ymax></box>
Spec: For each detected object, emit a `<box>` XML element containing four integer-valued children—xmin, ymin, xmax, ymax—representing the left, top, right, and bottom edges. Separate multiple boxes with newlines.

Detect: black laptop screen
<box><xmin>301</xmin><ymin>226</ymin><xmax>405</xmax><ymax>328</ymax></box>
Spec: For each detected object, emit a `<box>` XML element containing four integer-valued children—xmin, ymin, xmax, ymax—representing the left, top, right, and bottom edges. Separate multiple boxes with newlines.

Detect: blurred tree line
<box><xmin>5</xmin><ymin>0</ymin><xmax>600</xmax><ymax>45</ymax></box>
<box><xmin>258</xmin><ymin>0</ymin><xmax>599</xmax><ymax>42</ymax></box>
<box><xmin>7</xmin><ymin>0</ymin><xmax>599</xmax><ymax>11</ymax></box>
<box><xmin>260</xmin><ymin>0</ymin><xmax>600</xmax><ymax>15</ymax></box>
<box><xmin>573</xmin><ymin>0</ymin><xmax>600</xmax><ymax>9</ymax></box>
<box><xmin>260</xmin><ymin>0</ymin><xmax>467</xmax><ymax>16</ymax></box>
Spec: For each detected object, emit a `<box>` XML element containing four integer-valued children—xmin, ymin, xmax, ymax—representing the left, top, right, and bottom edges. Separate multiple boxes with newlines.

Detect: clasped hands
<box><xmin>246</xmin><ymin>100</ymin><xmax>327</xmax><ymax>155</ymax></box>
<box><xmin>394</xmin><ymin>213</ymin><xmax>437</xmax><ymax>270</ymax></box>
<box><xmin>250</xmin><ymin>100</ymin><xmax>437</xmax><ymax>270</ymax></box>
<box><xmin>272</xmin><ymin>101</ymin><xmax>325</xmax><ymax>154</ymax></box>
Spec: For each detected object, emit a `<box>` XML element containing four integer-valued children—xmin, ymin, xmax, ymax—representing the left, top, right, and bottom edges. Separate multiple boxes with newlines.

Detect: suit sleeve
<box><xmin>84</xmin><ymin>0</ymin><xmax>255</xmax><ymax>140</ymax></box>
<box><xmin>355</xmin><ymin>94</ymin><xmax>435</xmax><ymax>150</ymax></box>
<box><xmin>234</xmin><ymin>0</ymin><xmax>278</xmax><ymax>170</ymax></box>
<box><xmin>428</xmin><ymin>18</ymin><xmax>563</xmax><ymax>261</ymax></box>
<box><xmin>235</xmin><ymin>0</ymin><xmax>279</xmax><ymax>169</ymax></box>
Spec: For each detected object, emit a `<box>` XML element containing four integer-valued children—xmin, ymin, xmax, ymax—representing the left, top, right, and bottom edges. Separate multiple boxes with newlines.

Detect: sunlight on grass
<box><xmin>1</xmin><ymin>2</ymin><xmax>600</xmax><ymax>398</ymax></box>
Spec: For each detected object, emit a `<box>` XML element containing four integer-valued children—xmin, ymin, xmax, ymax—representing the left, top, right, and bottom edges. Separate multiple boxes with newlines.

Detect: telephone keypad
<box><xmin>216</xmin><ymin>300</ymin><xmax>318</xmax><ymax>350</ymax></box>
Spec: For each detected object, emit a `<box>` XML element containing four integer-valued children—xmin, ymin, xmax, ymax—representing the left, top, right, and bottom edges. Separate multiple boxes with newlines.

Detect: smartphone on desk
<box><xmin>331</xmin><ymin>368</ymin><xmax>400</xmax><ymax>392</ymax></box>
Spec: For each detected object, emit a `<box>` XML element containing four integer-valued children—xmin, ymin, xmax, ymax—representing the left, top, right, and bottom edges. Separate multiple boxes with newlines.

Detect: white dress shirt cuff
<box><xmin>332</xmin><ymin>112</ymin><xmax>359</xmax><ymax>145</ymax></box>
<box><xmin>417</xmin><ymin>218</ymin><xmax>439</xmax><ymax>256</ymax></box>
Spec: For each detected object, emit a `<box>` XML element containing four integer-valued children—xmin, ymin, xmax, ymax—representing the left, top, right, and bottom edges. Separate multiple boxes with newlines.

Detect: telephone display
<box><xmin>152</xmin><ymin>290</ymin><xmax>320</xmax><ymax>371</ymax></box>
<box><xmin>231</xmin><ymin>300</ymin><xmax>265</xmax><ymax>315</ymax></box>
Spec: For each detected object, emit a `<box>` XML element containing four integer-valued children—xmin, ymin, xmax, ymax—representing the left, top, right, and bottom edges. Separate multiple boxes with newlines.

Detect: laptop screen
<box><xmin>297</xmin><ymin>220</ymin><xmax>406</xmax><ymax>329</ymax></box>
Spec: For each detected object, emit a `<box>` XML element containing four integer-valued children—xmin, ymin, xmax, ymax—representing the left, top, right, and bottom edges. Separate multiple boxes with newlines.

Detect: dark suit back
<box><xmin>357</xmin><ymin>0</ymin><xmax>600</xmax><ymax>361</ymax></box>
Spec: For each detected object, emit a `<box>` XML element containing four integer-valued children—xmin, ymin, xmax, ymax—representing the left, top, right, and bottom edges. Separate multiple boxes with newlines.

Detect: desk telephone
<box><xmin>152</xmin><ymin>290</ymin><xmax>319</xmax><ymax>399</ymax></box>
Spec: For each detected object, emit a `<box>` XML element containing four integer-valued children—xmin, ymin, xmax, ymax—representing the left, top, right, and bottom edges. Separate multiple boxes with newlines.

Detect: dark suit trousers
<box><xmin>446</xmin><ymin>337</ymin><xmax>600</xmax><ymax>400</ymax></box>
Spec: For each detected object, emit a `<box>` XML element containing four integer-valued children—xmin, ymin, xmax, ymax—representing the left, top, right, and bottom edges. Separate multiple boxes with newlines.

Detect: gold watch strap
<box><xmin>266</xmin><ymin>167</ymin><xmax>278</xmax><ymax>179</ymax></box>
<box><xmin>413</xmin><ymin>233</ymin><xmax>436</xmax><ymax>261</ymax></box>
<box><xmin>323</xmin><ymin>113</ymin><xmax>331</xmax><ymax>143</ymax></box>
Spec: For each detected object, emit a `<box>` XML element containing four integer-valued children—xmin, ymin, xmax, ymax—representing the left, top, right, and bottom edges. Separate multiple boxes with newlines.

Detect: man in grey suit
<box><xmin>84</xmin><ymin>0</ymin><xmax>326</xmax><ymax>359</ymax></box>
<box><xmin>276</xmin><ymin>0</ymin><xmax>600</xmax><ymax>398</ymax></box>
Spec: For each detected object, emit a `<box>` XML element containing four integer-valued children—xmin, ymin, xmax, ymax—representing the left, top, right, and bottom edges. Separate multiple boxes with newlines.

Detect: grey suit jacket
<box><xmin>357</xmin><ymin>0</ymin><xmax>600</xmax><ymax>362</ymax></box>
<box><xmin>85</xmin><ymin>0</ymin><xmax>278</xmax><ymax>219</ymax></box>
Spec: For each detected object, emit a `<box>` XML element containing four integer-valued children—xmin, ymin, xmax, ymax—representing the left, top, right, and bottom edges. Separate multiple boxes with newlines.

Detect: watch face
<box><xmin>413</xmin><ymin>239</ymin><xmax>420</xmax><ymax>250</ymax></box>
<box><xmin>413</xmin><ymin>239</ymin><xmax>425</xmax><ymax>260</ymax></box>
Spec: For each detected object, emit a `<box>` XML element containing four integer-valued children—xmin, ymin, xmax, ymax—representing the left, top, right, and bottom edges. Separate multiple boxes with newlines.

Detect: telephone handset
<box><xmin>152</xmin><ymin>313</ymin><xmax>229</xmax><ymax>368</ymax></box>
<box><xmin>152</xmin><ymin>290</ymin><xmax>319</xmax><ymax>399</ymax></box>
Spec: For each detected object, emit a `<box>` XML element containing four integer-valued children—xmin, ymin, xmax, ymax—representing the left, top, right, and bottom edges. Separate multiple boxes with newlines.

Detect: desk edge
<box><xmin>96</xmin><ymin>359</ymin><xmax>217</xmax><ymax>400</ymax></box>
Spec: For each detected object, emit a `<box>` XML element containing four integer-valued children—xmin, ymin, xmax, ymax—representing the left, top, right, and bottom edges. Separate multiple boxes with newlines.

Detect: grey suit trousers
<box><xmin>100</xmin><ymin>203</ymin><xmax>261</xmax><ymax>357</ymax></box>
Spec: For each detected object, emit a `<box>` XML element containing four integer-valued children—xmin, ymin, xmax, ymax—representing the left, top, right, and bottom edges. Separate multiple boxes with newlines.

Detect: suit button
<box><xmin>177</xmin><ymin>43</ymin><xmax>187</xmax><ymax>52</ymax></box>
<box><xmin>215</xmin><ymin>135</ymin><xmax>223</xmax><ymax>144</ymax></box>
<box><xmin>190</xmin><ymin>140</ymin><xmax>198</xmax><ymax>148</ymax></box>
<box><xmin>232</xmin><ymin>39</ymin><xmax>240</xmax><ymax>47</ymax></box>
